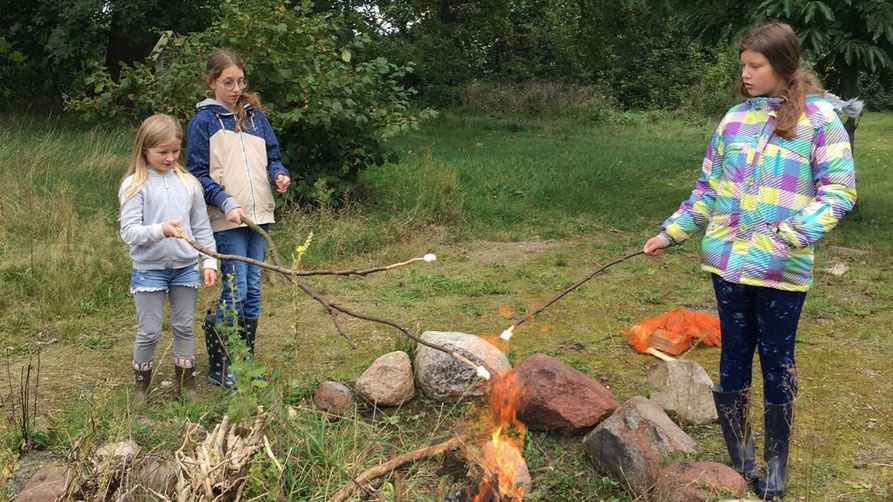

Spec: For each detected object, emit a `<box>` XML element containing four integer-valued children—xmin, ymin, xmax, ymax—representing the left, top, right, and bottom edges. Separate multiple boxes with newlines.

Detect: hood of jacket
<box><xmin>746</xmin><ymin>93</ymin><xmax>864</xmax><ymax>121</ymax></box>
<box><xmin>823</xmin><ymin>91</ymin><xmax>865</xmax><ymax>120</ymax></box>
<box><xmin>194</xmin><ymin>98</ymin><xmax>254</xmax><ymax>115</ymax></box>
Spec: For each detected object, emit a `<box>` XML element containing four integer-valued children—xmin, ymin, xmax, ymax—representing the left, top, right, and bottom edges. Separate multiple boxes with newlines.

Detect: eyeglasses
<box><xmin>216</xmin><ymin>78</ymin><xmax>248</xmax><ymax>91</ymax></box>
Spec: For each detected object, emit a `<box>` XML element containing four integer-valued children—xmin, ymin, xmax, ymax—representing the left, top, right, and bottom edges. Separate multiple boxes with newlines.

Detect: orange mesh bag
<box><xmin>622</xmin><ymin>307</ymin><xmax>721</xmax><ymax>356</ymax></box>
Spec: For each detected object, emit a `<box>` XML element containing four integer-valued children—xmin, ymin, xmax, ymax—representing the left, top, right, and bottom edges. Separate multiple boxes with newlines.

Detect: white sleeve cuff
<box><xmin>202</xmin><ymin>258</ymin><xmax>218</xmax><ymax>270</ymax></box>
<box><xmin>150</xmin><ymin>223</ymin><xmax>166</xmax><ymax>241</ymax></box>
<box><xmin>657</xmin><ymin>233</ymin><xmax>673</xmax><ymax>247</ymax></box>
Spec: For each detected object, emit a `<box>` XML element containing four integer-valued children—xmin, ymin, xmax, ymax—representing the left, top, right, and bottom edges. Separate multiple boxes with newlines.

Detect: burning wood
<box><xmin>466</xmin><ymin>371</ymin><xmax>530</xmax><ymax>501</ymax></box>
<box><xmin>445</xmin><ymin>473</ymin><xmax>523</xmax><ymax>502</ymax></box>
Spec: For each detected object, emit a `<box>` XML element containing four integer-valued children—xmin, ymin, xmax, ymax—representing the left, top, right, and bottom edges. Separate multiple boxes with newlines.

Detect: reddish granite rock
<box><xmin>514</xmin><ymin>353</ymin><xmax>620</xmax><ymax>435</ymax></box>
<box><xmin>652</xmin><ymin>461</ymin><xmax>748</xmax><ymax>502</ymax></box>
<box><xmin>14</xmin><ymin>465</ymin><xmax>66</xmax><ymax>502</ymax></box>
<box><xmin>314</xmin><ymin>381</ymin><xmax>355</xmax><ymax>416</ymax></box>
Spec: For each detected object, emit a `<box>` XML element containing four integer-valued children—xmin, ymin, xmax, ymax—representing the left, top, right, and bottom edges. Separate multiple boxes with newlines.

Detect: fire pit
<box><xmin>454</xmin><ymin>371</ymin><xmax>531</xmax><ymax>502</ymax></box>
<box><xmin>444</xmin><ymin>473</ymin><xmax>523</xmax><ymax>502</ymax></box>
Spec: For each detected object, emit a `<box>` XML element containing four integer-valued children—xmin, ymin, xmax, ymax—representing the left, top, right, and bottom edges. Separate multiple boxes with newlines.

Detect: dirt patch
<box><xmin>458</xmin><ymin>240</ymin><xmax>558</xmax><ymax>267</ymax></box>
<box><xmin>10</xmin><ymin>449</ymin><xmax>58</xmax><ymax>497</ymax></box>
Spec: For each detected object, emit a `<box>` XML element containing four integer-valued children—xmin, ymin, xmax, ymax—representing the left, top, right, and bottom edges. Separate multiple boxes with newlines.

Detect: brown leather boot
<box><xmin>175</xmin><ymin>365</ymin><xmax>202</xmax><ymax>403</ymax></box>
<box><xmin>133</xmin><ymin>368</ymin><xmax>152</xmax><ymax>406</ymax></box>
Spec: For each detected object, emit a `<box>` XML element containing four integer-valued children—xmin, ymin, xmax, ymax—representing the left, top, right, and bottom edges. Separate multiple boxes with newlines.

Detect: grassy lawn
<box><xmin>0</xmin><ymin>111</ymin><xmax>890</xmax><ymax>500</ymax></box>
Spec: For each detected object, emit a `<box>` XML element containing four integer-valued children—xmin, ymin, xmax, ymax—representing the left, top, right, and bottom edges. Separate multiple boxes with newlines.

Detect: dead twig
<box><xmin>178</xmin><ymin>218</ymin><xmax>486</xmax><ymax>377</ymax></box>
<box><xmin>329</xmin><ymin>436</ymin><xmax>470</xmax><ymax>502</ymax></box>
<box><xmin>175</xmin><ymin>406</ymin><xmax>269</xmax><ymax>501</ymax></box>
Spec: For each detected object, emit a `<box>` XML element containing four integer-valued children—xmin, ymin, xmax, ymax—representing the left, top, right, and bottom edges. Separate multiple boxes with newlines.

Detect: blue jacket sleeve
<box><xmin>257</xmin><ymin>111</ymin><xmax>289</xmax><ymax>183</ymax></box>
<box><xmin>186</xmin><ymin>113</ymin><xmax>233</xmax><ymax>210</ymax></box>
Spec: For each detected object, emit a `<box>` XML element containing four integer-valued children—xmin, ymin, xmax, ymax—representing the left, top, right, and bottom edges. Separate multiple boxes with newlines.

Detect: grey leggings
<box><xmin>133</xmin><ymin>286</ymin><xmax>198</xmax><ymax>369</ymax></box>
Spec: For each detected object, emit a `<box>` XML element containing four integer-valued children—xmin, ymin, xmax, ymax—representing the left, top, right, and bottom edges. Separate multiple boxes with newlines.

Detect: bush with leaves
<box><xmin>65</xmin><ymin>0</ymin><xmax>435</xmax><ymax>203</ymax></box>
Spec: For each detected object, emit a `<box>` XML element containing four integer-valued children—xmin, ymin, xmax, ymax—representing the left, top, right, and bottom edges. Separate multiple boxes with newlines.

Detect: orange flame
<box><xmin>472</xmin><ymin>371</ymin><xmax>528</xmax><ymax>501</ymax></box>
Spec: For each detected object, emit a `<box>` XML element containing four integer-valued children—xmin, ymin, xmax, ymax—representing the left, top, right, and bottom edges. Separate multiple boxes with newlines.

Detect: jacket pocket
<box><xmin>763</xmin><ymin>142</ymin><xmax>809</xmax><ymax>180</ymax></box>
<box><xmin>704</xmin><ymin>213</ymin><xmax>734</xmax><ymax>242</ymax></box>
<box><xmin>721</xmin><ymin>142</ymin><xmax>750</xmax><ymax>175</ymax></box>
<box><xmin>761</xmin><ymin>222</ymin><xmax>791</xmax><ymax>256</ymax></box>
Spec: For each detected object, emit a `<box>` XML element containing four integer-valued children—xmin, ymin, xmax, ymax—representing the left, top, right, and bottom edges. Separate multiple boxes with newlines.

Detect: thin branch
<box><xmin>177</xmin><ymin>218</ymin><xmax>483</xmax><ymax>375</ymax></box>
<box><xmin>186</xmin><ymin>218</ymin><xmax>428</xmax><ymax>278</ymax></box>
<box><xmin>502</xmin><ymin>250</ymin><xmax>646</xmax><ymax>338</ymax></box>
<box><xmin>329</xmin><ymin>436</ymin><xmax>469</xmax><ymax>502</ymax></box>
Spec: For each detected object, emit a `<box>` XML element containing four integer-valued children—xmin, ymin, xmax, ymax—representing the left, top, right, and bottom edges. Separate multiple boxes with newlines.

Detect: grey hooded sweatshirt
<box><xmin>119</xmin><ymin>168</ymin><xmax>217</xmax><ymax>271</ymax></box>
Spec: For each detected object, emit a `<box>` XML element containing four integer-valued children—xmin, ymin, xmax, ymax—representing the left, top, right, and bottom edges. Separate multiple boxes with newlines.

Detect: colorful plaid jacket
<box><xmin>660</xmin><ymin>96</ymin><xmax>857</xmax><ymax>292</ymax></box>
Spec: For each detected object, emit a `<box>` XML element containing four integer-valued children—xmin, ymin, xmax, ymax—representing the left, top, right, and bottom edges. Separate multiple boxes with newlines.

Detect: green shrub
<box><xmin>64</xmin><ymin>0</ymin><xmax>435</xmax><ymax>203</ymax></box>
<box><xmin>860</xmin><ymin>69</ymin><xmax>893</xmax><ymax>111</ymax></box>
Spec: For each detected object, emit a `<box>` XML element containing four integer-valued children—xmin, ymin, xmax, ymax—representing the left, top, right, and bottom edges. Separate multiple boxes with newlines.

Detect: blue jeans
<box><xmin>130</xmin><ymin>264</ymin><xmax>201</xmax><ymax>294</ymax></box>
<box><xmin>214</xmin><ymin>225</ymin><xmax>268</xmax><ymax>322</ymax></box>
<box><xmin>712</xmin><ymin>274</ymin><xmax>806</xmax><ymax>405</ymax></box>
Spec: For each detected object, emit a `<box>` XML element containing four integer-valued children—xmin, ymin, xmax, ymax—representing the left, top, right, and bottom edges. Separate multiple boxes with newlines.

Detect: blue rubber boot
<box><xmin>712</xmin><ymin>385</ymin><xmax>758</xmax><ymax>480</ymax></box>
<box><xmin>754</xmin><ymin>401</ymin><xmax>794</xmax><ymax>499</ymax></box>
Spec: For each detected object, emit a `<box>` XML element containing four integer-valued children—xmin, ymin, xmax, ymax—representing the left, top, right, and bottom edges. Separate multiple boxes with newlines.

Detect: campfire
<box><xmin>465</xmin><ymin>371</ymin><xmax>530</xmax><ymax>502</ymax></box>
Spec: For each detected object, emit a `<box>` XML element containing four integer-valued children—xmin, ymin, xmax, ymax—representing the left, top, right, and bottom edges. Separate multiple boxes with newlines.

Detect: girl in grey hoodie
<box><xmin>119</xmin><ymin>114</ymin><xmax>217</xmax><ymax>404</ymax></box>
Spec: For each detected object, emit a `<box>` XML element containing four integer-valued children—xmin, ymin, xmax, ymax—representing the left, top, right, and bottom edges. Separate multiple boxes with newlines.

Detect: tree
<box><xmin>0</xmin><ymin>0</ymin><xmax>217</xmax><ymax>104</ymax></box>
<box><xmin>65</xmin><ymin>0</ymin><xmax>435</xmax><ymax>203</ymax></box>
<box><xmin>665</xmin><ymin>0</ymin><xmax>893</xmax><ymax>99</ymax></box>
<box><xmin>756</xmin><ymin>0</ymin><xmax>893</xmax><ymax>99</ymax></box>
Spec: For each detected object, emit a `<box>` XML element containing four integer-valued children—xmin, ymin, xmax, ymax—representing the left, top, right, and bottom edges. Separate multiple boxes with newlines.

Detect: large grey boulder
<box><xmin>135</xmin><ymin>458</ymin><xmax>178</xmax><ymax>497</ymax></box>
<box><xmin>582</xmin><ymin>396</ymin><xmax>699</xmax><ymax>495</ymax></box>
<box><xmin>414</xmin><ymin>331</ymin><xmax>511</xmax><ymax>401</ymax></box>
<box><xmin>355</xmin><ymin>351</ymin><xmax>415</xmax><ymax>406</ymax></box>
<box><xmin>647</xmin><ymin>359</ymin><xmax>718</xmax><ymax>425</ymax></box>
<box><xmin>514</xmin><ymin>353</ymin><xmax>620</xmax><ymax>435</ymax></box>
<box><xmin>92</xmin><ymin>440</ymin><xmax>141</xmax><ymax>471</ymax></box>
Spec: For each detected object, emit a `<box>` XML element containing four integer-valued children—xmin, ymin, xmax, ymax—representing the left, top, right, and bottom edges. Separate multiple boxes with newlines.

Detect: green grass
<box><xmin>0</xmin><ymin>111</ymin><xmax>890</xmax><ymax>501</ymax></box>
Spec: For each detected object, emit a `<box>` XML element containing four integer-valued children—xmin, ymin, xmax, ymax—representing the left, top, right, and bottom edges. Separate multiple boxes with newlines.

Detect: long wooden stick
<box><xmin>178</xmin><ymin>219</ymin><xmax>484</xmax><ymax>375</ymax></box>
<box><xmin>186</xmin><ymin>219</ymin><xmax>428</xmax><ymax>278</ymax></box>
<box><xmin>502</xmin><ymin>250</ymin><xmax>645</xmax><ymax>338</ymax></box>
<box><xmin>329</xmin><ymin>436</ymin><xmax>469</xmax><ymax>502</ymax></box>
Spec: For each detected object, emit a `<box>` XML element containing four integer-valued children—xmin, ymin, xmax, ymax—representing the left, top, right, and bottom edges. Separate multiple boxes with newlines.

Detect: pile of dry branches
<box><xmin>174</xmin><ymin>406</ymin><xmax>272</xmax><ymax>502</ymax></box>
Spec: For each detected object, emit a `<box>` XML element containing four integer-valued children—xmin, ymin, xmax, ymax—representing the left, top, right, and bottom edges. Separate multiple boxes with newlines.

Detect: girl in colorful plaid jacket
<box><xmin>644</xmin><ymin>22</ymin><xmax>857</xmax><ymax>499</ymax></box>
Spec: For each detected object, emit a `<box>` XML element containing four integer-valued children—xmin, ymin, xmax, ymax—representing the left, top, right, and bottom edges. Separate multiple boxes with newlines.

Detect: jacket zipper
<box><xmin>163</xmin><ymin>173</ymin><xmax>173</xmax><ymax>269</ymax></box>
<box><xmin>235</xmin><ymin>117</ymin><xmax>258</xmax><ymax>222</ymax></box>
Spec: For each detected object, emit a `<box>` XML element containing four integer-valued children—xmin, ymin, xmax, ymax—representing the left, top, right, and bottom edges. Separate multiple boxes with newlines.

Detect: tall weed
<box><xmin>0</xmin><ymin>117</ymin><xmax>130</xmax><ymax>339</ymax></box>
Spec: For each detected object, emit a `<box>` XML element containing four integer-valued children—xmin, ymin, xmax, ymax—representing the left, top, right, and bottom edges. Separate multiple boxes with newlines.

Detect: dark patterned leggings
<box><xmin>712</xmin><ymin>274</ymin><xmax>806</xmax><ymax>405</ymax></box>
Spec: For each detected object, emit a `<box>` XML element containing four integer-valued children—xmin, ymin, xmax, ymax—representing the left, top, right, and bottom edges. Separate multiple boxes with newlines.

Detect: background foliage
<box><xmin>0</xmin><ymin>0</ymin><xmax>889</xmax><ymax>201</ymax></box>
<box><xmin>64</xmin><ymin>0</ymin><xmax>434</xmax><ymax>202</ymax></box>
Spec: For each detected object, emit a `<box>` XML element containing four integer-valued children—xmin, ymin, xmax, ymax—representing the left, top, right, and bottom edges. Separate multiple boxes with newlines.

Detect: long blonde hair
<box><xmin>737</xmin><ymin>21</ymin><xmax>823</xmax><ymax>140</ymax></box>
<box><xmin>120</xmin><ymin>114</ymin><xmax>200</xmax><ymax>208</ymax></box>
<box><xmin>204</xmin><ymin>48</ymin><xmax>264</xmax><ymax>131</ymax></box>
